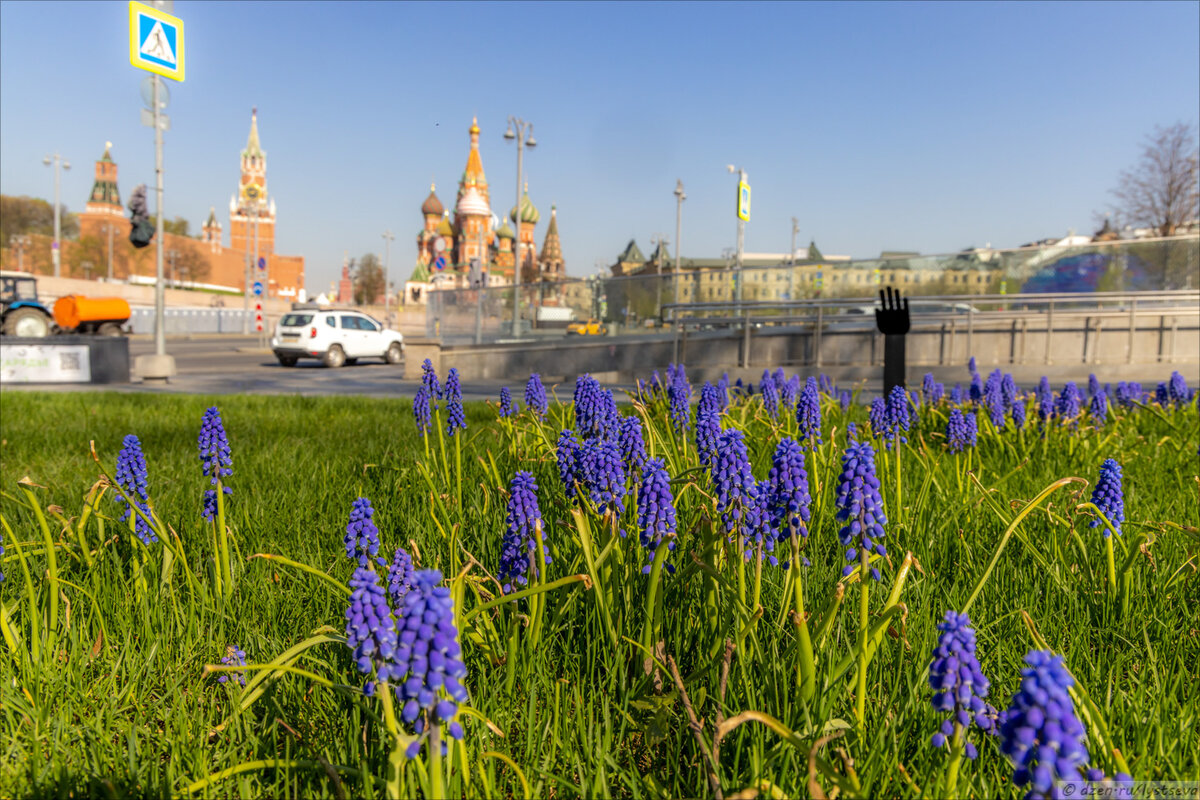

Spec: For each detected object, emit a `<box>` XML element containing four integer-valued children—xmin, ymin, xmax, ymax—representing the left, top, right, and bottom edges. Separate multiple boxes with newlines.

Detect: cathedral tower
<box><xmin>454</xmin><ymin>118</ymin><xmax>493</xmax><ymax>268</ymax></box>
<box><xmin>538</xmin><ymin>205</ymin><xmax>565</xmax><ymax>279</ymax></box>
<box><xmin>201</xmin><ymin>207</ymin><xmax>222</xmax><ymax>253</ymax></box>
<box><xmin>229</xmin><ymin>109</ymin><xmax>276</xmax><ymax>255</ymax></box>
<box><xmin>84</xmin><ymin>142</ymin><xmax>123</xmax><ymax>218</ymax></box>
<box><xmin>510</xmin><ymin>183</ymin><xmax>539</xmax><ymax>282</ymax></box>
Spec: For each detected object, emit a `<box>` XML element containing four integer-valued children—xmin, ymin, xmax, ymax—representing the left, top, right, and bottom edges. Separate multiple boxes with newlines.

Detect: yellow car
<box><xmin>566</xmin><ymin>318</ymin><xmax>606</xmax><ymax>336</ymax></box>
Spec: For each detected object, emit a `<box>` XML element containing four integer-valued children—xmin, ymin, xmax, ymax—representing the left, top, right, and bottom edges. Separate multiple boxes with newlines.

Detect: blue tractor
<box><xmin>1</xmin><ymin>271</ymin><xmax>55</xmax><ymax>337</ymax></box>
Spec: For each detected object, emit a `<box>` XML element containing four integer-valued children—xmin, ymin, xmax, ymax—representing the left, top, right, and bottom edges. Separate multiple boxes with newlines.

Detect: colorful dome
<box><xmin>421</xmin><ymin>184</ymin><xmax>444</xmax><ymax>216</ymax></box>
<box><xmin>436</xmin><ymin>215</ymin><xmax>454</xmax><ymax>237</ymax></box>
<box><xmin>510</xmin><ymin>189</ymin><xmax>540</xmax><ymax>225</ymax></box>
<box><xmin>457</xmin><ymin>185</ymin><xmax>490</xmax><ymax>217</ymax></box>
<box><xmin>496</xmin><ymin>222</ymin><xmax>515</xmax><ymax>241</ymax></box>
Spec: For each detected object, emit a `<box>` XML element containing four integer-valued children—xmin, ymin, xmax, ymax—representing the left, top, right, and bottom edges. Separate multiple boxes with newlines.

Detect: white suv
<box><xmin>271</xmin><ymin>307</ymin><xmax>404</xmax><ymax>368</ymax></box>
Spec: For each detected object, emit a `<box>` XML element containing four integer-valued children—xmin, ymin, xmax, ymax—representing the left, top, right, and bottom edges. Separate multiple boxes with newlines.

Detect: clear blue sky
<box><xmin>2</xmin><ymin>0</ymin><xmax>1197</xmax><ymax>291</ymax></box>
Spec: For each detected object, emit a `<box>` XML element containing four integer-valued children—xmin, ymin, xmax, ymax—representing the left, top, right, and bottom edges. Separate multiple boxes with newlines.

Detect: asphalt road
<box><xmin>2</xmin><ymin>335</ymin><xmax>514</xmax><ymax>399</ymax></box>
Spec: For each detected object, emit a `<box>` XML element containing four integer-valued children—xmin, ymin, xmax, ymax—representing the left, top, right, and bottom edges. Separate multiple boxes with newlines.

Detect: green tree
<box><xmin>150</xmin><ymin>216</ymin><xmax>193</xmax><ymax>237</ymax></box>
<box><xmin>354</xmin><ymin>253</ymin><xmax>385</xmax><ymax>305</ymax></box>
<box><xmin>0</xmin><ymin>194</ymin><xmax>79</xmax><ymax>245</ymax></box>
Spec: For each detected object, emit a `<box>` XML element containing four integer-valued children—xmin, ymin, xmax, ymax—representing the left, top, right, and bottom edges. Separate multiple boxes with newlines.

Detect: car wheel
<box><xmin>3</xmin><ymin>307</ymin><xmax>52</xmax><ymax>337</ymax></box>
<box><xmin>385</xmin><ymin>342</ymin><xmax>403</xmax><ymax>364</ymax></box>
<box><xmin>277</xmin><ymin>355</ymin><xmax>298</xmax><ymax>367</ymax></box>
<box><xmin>323</xmin><ymin>344</ymin><xmax>346</xmax><ymax>368</ymax></box>
<box><xmin>97</xmin><ymin>322</ymin><xmax>124</xmax><ymax>336</ymax></box>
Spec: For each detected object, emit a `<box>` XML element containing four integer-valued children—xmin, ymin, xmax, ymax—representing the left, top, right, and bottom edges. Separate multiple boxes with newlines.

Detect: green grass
<box><xmin>1</xmin><ymin>385</ymin><xmax>1197</xmax><ymax>799</ymax></box>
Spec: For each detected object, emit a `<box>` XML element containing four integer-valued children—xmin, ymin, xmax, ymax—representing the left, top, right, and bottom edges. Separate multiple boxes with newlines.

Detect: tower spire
<box><xmin>244</xmin><ymin>108</ymin><xmax>263</xmax><ymax>158</ymax></box>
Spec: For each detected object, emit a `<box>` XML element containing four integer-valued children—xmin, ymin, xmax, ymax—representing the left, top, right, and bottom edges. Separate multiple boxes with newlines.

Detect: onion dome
<box><xmin>496</xmin><ymin>222</ymin><xmax>515</xmax><ymax>241</ymax></box>
<box><xmin>436</xmin><ymin>214</ymin><xmax>455</xmax><ymax>237</ymax></box>
<box><xmin>421</xmin><ymin>183</ymin><xmax>444</xmax><ymax>216</ymax></box>
<box><xmin>457</xmin><ymin>185</ymin><xmax>490</xmax><ymax>217</ymax></box>
<box><xmin>510</xmin><ymin>185</ymin><xmax>540</xmax><ymax>225</ymax></box>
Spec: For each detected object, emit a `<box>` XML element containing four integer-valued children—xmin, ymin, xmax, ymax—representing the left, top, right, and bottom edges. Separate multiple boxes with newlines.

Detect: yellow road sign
<box><xmin>737</xmin><ymin>181</ymin><xmax>751</xmax><ymax>221</ymax></box>
<box><xmin>129</xmin><ymin>2</ymin><xmax>185</xmax><ymax>81</ymax></box>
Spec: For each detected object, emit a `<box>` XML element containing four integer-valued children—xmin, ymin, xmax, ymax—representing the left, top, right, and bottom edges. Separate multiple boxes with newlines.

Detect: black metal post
<box><xmin>875</xmin><ymin>286</ymin><xmax>910</xmax><ymax>396</ymax></box>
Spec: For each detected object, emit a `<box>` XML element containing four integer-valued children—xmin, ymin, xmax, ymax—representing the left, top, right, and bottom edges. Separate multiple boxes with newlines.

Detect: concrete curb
<box><xmin>235</xmin><ymin>347</ymin><xmax>274</xmax><ymax>355</ymax></box>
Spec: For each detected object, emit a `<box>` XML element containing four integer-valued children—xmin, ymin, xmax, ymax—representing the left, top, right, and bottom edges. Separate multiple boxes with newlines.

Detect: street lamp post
<box><xmin>9</xmin><ymin>235</ymin><xmax>31</xmax><ymax>272</ymax></box>
<box><xmin>674</xmin><ymin>180</ymin><xmax>686</xmax><ymax>318</ymax></box>
<box><xmin>105</xmin><ymin>222</ymin><xmax>115</xmax><ymax>281</ymax></box>
<box><xmin>382</xmin><ymin>229</ymin><xmax>394</xmax><ymax>325</ymax></box>
<box><xmin>42</xmin><ymin>153</ymin><xmax>70</xmax><ymax>278</ymax></box>
<box><xmin>504</xmin><ymin>117</ymin><xmax>536</xmax><ymax>338</ymax></box>
<box><xmin>726</xmin><ymin>165</ymin><xmax>748</xmax><ymax>312</ymax></box>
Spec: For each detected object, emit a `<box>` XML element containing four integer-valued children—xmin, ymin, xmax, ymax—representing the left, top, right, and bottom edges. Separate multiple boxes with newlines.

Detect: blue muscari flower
<box><xmin>696</xmin><ymin>383</ymin><xmax>723</xmax><ymax>466</ymax></box>
<box><xmin>888</xmin><ymin>384</ymin><xmax>911</xmax><ymax>444</ymax></box>
<box><xmin>986</xmin><ymin>380</ymin><xmax>1007</xmax><ymax>430</ymax></box>
<box><xmin>198</xmin><ymin>407</ymin><xmax>233</xmax><ymax>522</ymax></box>
<box><xmin>524</xmin><ymin>373</ymin><xmax>549</xmax><ymax>417</ymax></box>
<box><xmin>345</xmin><ymin>497</ymin><xmax>386</xmax><ymax>568</ymax></box>
<box><xmin>999</xmin><ymin>650</ymin><xmax>1092</xmax><ymax>799</ymax></box>
<box><xmin>869</xmin><ymin>397</ymin><xmax>889</xmax><ymax>441</ymax></box>
<box><xmin>711</xmin><ymin>429</ymin><xmax>762</xmax><ymax>539</ymax></box>
<box><xmin>444</xmin><ymin>368</ymin><xmax>466</xmax><ymax>436</ymax></box>
<box><xmin>421</xmin><ymin>359</ymin><xmax>441</xmax><ymax>404</ymax></box>
<box><xmin>556</xmin><ymin>429</ymin><xmax>580</xmax><ymax>500</ymax></box>
<box><xmin>930</xmin><ymin>380</ymin><xmax>945</xmax><ymax>405</ymax></box>
<box><xmin>716</xmin><ymin>373</ymin><xmax>730</xmax><ymax>409</ymax></box>
<box><xmin>388</xmin><ymin>547</ymin><xmax>415</xmax><ymax>607</ymax></box>
<box><xmin>1057</xmin><ymin>382</ymin><xmax>1082</xmax><ymax>420</ymax></box>
<box><xmin>618</xmin><ymin>415</ymin><xmax>648</xmax><ymax>476</ymax></box>
<box><xmin>637</xmin><ymin>458</ymin><xmax>678</xmax><ymax>574</ymax></box>
<box><xmin>773</xmin><ymin>367</ymin><xmax>786</xmax><ymax>391</ymax></box>
<box><xmin>498</xmin><ymin>386</ymin><xmax>516</xmax><ymax>418</ymax></box>
<box><xmin>781</xmin><ymin>375</ymin><xmax>801</xmax><ymax>409</ymax></box>
<box><xmin>345</xmin><ymin>566</ymin><xmax>400</xmax><ymax>695</ymax></box>
<box><xmin>766</xmin><ymin>438</ymin><xmax>812</xmax><ymax>564</ymax></box>
<box><xmin>984</xmin><ymin>369</ymin><xmax>1003</xmax><ymax>407</ymax></box>
<box><xmin>115</xmin><ymin>434</ymin><xmax>158</xmax><ymax>545</ymax></box>
<box><xmin>218</xmin><ymin>644</ymin><xmax>247</xmax><ymax>686</ymax></box>
<box><xmin>413</xmin><ymin>386</ymin><xmax>433</xmax><ymax>436</ymax></box>
<box><xmin>499</xmin><ymin>471</ymin><xmax>549</xmax><ymax>592</ymax></box>
<box><xmin>1168</xmin><ymin>371</ymin><xmax>1188</xmax><ymax>408</ymax></box>
<box><xmin>950</xmin><ymin>384</ymin><xmax>964</xmax><ymax>405</ymax></box>
<box><xmin>968</xmin><ymin>356</ymin><xmax>977</xmax><ymax>375</ymax></box>
<box><xmin>668</xmin><ymin>363</ymin><xmax>693</xmax><ymax>432</ymax></box>
<box><xmin>1090</xmin><ymin>458</ymin><xmax>1124</xmax><ymax>537</ymax></box>
<box><xmin>1089</xmin><ymin>391</ymin><xmax>1108</xmax><ymax>426</ymax></box>
<box><xmin>1012</xmin><ymin>398</ymin><xmax>1027</xmax><ymax>430</ymax></box>
<box><xmin>393</xmin><ymin>569</ymin><xmax>470</xmax><ymax>755</ymax></box>
<box><xmin>1002</xmin><ymin>373</ymin><xmax>1018</xmax><ymax>409</ymax></box>
<box><xmin>575</xmin><ymin>375</ymin><xmax>619</xmax><ymax>440</ymax></box>
<box><xmin>1088</xmin><ymin>373</ymin><xmax>1100</xmax><ymax>398</ymax></box>
<box><xmin>797</xmin><ymin>377</ymin><xmax>822</xmax><ymax>448</ymax></box>
<box><xmin>946</xmin><ymin>409</ymin><xmax>977</xmax><ymax>453</ymax></box>
<box><xmin>922</xmin><ymin>373</ymin><xmax>938</xmax><ymax>405</ymax></box>
<box><xmin>1155</xmin><ymin>382</ymin><xmax>1169</xmax><ymax>408</ymax></box>
<box><xmin>969</xmin><ymin>372</ymin><xmax>984</xmax><ymax>404</ymax></box>
<box><xmin>839</xmin><ymin>390</ymin><xmax>853</xmax><ymax>412</ymax></box>
<box><xmin>834</xmin><ymin>438</ymin><xmax>887</xmax><ymax>581</ymax></box>
<box><xmin>819</xmin><ymin>373</ymin><xmax>834</xmax><ymax>395</ymax></box>
<box><xmin>760</xmin><ymin>369</ymin><xmax>780</xmax><ymax>419</ymax></box>
<box><xmin>578</xmin><ymin>437</ymin><xmax>627</xmax><ymax>515</ymax></box>
<box><xmin>928</xmin><ymin>611</ymin><xmax>997</xmax><ymax>759</ymax></box>
<box><xmin>1114</xmin><ymin>382</ymin><xmax>1138</xmax><ymax>408</ymax></box>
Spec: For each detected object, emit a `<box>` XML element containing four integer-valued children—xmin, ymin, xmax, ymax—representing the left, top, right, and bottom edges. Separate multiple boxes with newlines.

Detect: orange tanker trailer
<box><xmin>52</xmin><ymin>295</ymin><xmax>131</xmax><ymax>336</ymax></box>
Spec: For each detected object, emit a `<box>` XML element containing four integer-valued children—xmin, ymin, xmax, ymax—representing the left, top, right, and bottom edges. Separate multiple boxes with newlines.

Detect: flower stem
<box><xmin>791</xmin><ymin>535</ymin><xmax>815</xmax><ymax>704</ymax></box>
<box><xmin>378</xmin><ymin>687</ymin><xmax>405</xmax><ymax>799</ymax></box>
<box><xmin>855</xmin><ymin>548</ymin><xmax>870</xmax><ymax>732</ymax></box>
<box><xmin>945</xmin><ymin>722</ymin><xmax>965</xmax><ymax>793</ymax></box>
<box><xmin>216</xmin><ymin>478</ymin><xmax>233</xmax><ymax>599</ymax></box>
<box><xmin>641</xmin><ymin>541</ymin><xmax>671</xmax><ymax>656</ymax></box>
<box><xmin>1105</xmin><ymin>534</ymin><xmax>1117</xmax><ymax>599</ymax></box>
<box><xmin>429</xmin><ymin>723</ymin><xmax>444</xmax><ymax>800</ymax></box>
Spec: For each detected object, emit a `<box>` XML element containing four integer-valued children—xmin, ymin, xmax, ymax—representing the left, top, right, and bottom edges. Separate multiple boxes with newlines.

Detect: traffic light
<box><xmin>128</xmin><ymin>184</ymin><xmax>154</xmax><ymax>248</ymax></box>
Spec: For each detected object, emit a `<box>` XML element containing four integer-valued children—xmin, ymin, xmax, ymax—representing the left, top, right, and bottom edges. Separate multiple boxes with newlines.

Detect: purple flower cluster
<box><xmin>198</xmin><ymin>407</ymin><xmax>233</xmax><ymax>521</ymax></box>
<box><xmin>618</xmin><ymin>415</ymin><xmax>648</xmax><ymax>476</ymax></box>
<box><xmin>1088</xmin><ymin>373</ymin><xmax>1101</xmax><ymax>397</ymax></box>
<box><xmin>781</xmin><ymin>374</ymin><xmax>800</xmax><ymax>409</ymax></box>
<box><xmin>667</xmin><ymin>363</ymin><xmax>693</xmax><ymax>432</ymax></box>
<box><xmin>922</xmin><ymin>373</ymin><xmax>944</xmax><ymax>405</ymax></box>
<box><xmin>1168</xmin><ymin>371</ymin><xmax>1189</xmax><ymax>408</ymax></box>
<box><xmin>716</xmin><ymin>373</ymin><xmax>730</xmax><ymax>409</ymax></box>
<box><xmin>950</xmin><ymin>385</ymin><xmax>965</xmax><ymax>405</ymax></box>
<box><xmin>999</xmin><ymin>651</ymin><xmax>1091</xmax><ymax>798</ymax></box>
<box><xmin>345</xmin><ymin>567</ymin><xmax>400</xmax><ymax>695</ymax></box>
<box><xmin>946</xmin><ymin>408</ymin><xmax>978</xmax><ymax>453</ymax></box>
<box><xmin>711</xmin><ymin>429</ymin><xmax>763</xmax><ymax>540</ymax></box>
<box><xmin>819</xmin><ymin>373</ymin><xmax>835</xmax><ymax>395</ymax></box>
<box><xmin>1089</xmin><ymin>390</ymin><xmax>1108</xmax><ymax>426</ymax></box>
<box><xmin>796</xmin><ymin>377</ymin><xmax>822</xmax><ymax>448</ymax></box>
<box><xmin>888</xmin><ymin>384</ymin><xmax>911</xmax><ymax>444</ymax></box>
<box><xmin>928</xmin><ymin>611</ymin><xmax>996</xmax><ymax>759</ymax></box>
<box><xmin>766</xmin><ymin>438</ymin><xmax>811</xmax><ymax>565</ymax></box>
<box><xmin>696</xmin><ymin>382</ymin><xmax>723</xmax><ymax>465</ymax></box>
<box><xmin>838</xmin><ymin>390</ymin><xmax>853</xmax><ymax>412</ymax></box>
<box><xmin>524</xmin><ymin>373</ymin><xmax>548</xmax><ymax>417</ymax></box>
<box><xmin>388</xmin><ymin>547</ymin><xmax>415</xmax><ymax>607</ymax></box>
<box><xmin>345</xmin><ymin>497</ymin><xmax>386</xmax><ymax>568</ymax></box>
<box><xmin>577</xmin><ymin>437</ymin><xmax>627</xmax><ymax>515</ymax></box>
<box><xmin>1012</xmin><ymin>398</ymin><xmax>1027</xmax><ymax>429</ymax></box>
<box><xmin>834</xmin><ymin>439</ymin><xmax>887</xmax><ymax>580</ymax></box>
<box><xmin>636</xmin><ymin>458</ymin><xmax>678</xmax><ymax>573</ymax></box>
<box><xmin>1001</xmin><ymin>373</ymin><xmax>1018</xmax><ymax>409</ymax></box>
<box><xmin>1155</xmin><ymin>382</ymin><xmax>1169</xmax><ymax>408</ymax></box>
<box><xmin>575</xmin><ymin>375</ymin><xmax>619</xmax><ymax>440</ymax></box>
<box><xmin>115</xmin><ymin>434</ymin><xmax>158</xmax><ymax>545</ymax></box>
<box><xmin>1090</xmin><ymin>458</ymin><xmax>1124</xmax><ymax>537</ymax></box>
<box><xmin>869</xmin><ymin>397</ymin><xmax>889</xmax><ymax>440</ymax></box>
<box><xmin>969</xmin><ymin>372</ymin><xmax>984</xmax><ymax>405</ymax></box>
<box><xmin>1114</xmin><ymin>381</ymin><xmax>1142</xmax><ymax>408</ymax></box>
<box><xmin>556</xmin><ymin>429</ymin><xmax>580</xmax><ymax>500</ymax></box>
<box><xmin>445</xmin><ymin>367</ymin><xmax>466</xmax><ymax>436</ymax></box>
<box><xmin>986</xmin><ymin>376</ymin><xmax>1007</xmax><ymax>430</ymax></box>
<box><xmin>218</xmin><ymin>644</ymin><xmax>247</xmax><ymax>686</ymax></box>
<box><xmin>393</xmin><ymin>570</ymin><xmax>469</xmax><ymax>754</ymax></box>
<box><xmin>421</xmin><ymin>359</ymin><xmax>441</xmax><ymax>404</ymax></box>
<box><xmin>498</xmin><ymin>471</ymin><xmax>549</xmax><ymax>592</ymax></box>
<box><xmin>498</xmin><ymin>386</ymin><xmax>516</xmax><ymax>418</ymax></box>
<box><xmin>760</xmin><ymin>369</ymin><xmax>780</xmax><ymax>419</ymax></box>
<box><xmin>1036</xmin><ymin>378</ymin><xmax>1054</xmax><ymax>425</ymax></box>
<box><xmin>413</xmin><ymin>387</ymin><xmax>433</xmax><ymax>436</ymax></box>
<box><xmin>1056</xmin><ymin>382</ymin><xmax>1082</xmax><ymax>421</ymax></box>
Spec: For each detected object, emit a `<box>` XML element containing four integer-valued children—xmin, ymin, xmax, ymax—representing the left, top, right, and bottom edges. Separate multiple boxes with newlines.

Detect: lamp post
<box><xmin>504</xmin><ymin>117</ymin><xmax>536</xmax><ymax>338</ymax></box>
<box><xmin>9</xmin><ymin>235</ymin><xmax>31</xmax><ymax>272</ymax></box>
<box><xmin>727</xmin><ymin>165</ymin><xmax>748</xmax><ymax>312</ymax></box>
<box><xmin>104</xmin><ymin>222</ymin><xmax>115</xmax><ymax>281</ymax></box>
<box><xmin>382</xmin><ymin>229</ymin><xmax>394</xmax><ymax>325</ymax></box>
<box><xmin>674</xmin><ymin>179</ymin><xmax>685</xmax><ymax>316</ymax></box>
<box><xmin>42</xmin><ymin>153</ymin><xmax>70</xmax><ymax>278</ymax></box>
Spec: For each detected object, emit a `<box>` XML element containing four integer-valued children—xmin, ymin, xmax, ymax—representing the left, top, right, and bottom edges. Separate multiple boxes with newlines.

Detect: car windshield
<box><xmin>280</xmin><ymin>313</ymin><xmax>313</xmax><ymax>327</ymax></box>
<box><xmin>359</xmin><ymin>317</ymin><xmax>379</xmax><ymax>332</ymax></box>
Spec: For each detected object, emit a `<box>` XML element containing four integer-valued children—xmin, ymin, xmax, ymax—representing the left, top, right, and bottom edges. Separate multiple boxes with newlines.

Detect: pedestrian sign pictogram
<box><xmin>129</xmin><ymin>2</ymin><xmax>185</xmax><ymax>82</ymax></box>
<box><xmin>737</xmin><ymin>180</ymin><xmax>751</xmax><ymax>222</ymax></box>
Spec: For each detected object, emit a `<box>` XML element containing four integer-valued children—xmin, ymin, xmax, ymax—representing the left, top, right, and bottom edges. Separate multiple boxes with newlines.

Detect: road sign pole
<box><xmin>153</xmin><ymin>73</ymin><xmax>166</xmax><ymax>358</ymax></box>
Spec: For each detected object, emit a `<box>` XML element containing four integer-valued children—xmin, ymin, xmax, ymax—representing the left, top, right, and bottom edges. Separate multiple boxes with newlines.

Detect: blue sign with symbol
<box><xmin>257</xmin><ymin>256</ymin><xmax>266</xmax><ymax>270</ymax></box>
<box><xmin>253</xmin><ymin>281</ymin><xmax>263</xmax><ymax>296</ymax></box>
<box><xmin>129</xmin><ymin>2</ymin><xmax>185</xmax><ymax>81</ymax></box>
<box><xmin>434</xmin><ymin>256</ymin><xmax>446</xmax><ymax>271</ymax></box>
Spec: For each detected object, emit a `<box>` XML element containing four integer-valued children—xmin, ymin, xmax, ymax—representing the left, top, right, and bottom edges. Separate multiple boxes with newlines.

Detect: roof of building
<box><xmin>204</xmin><ymin>206</ymin><xmax>219</xmax><ymax>228</ymax></box>
<box><xmin>539</xmin><ymin>205</ymin><xmax>562</xmax><ymax>265</ymax></box>
<box><xmin>421</xmin><ymin>183</ymin><xmax>444</xmax><ymax>216</ymax></box>
<box><xmin>618</xmin><ymin>239</ymin><xmax>644</xmax><ymax>264</ymax></box>
<box><xmin>496</xmin><ymin>221</ymin><xmax>515</xmax><ymax>240</ymax></box>
<box><xmin>87</xmin><ymin>143</ymin><xmax>121</xmax><ymax>208</ymax></box>
<box><xmin>510</xmin><ymin>186</ymin><xmax>540</xmax><ymax>225</ymax></box>
<box><xmin>461</xmin><ymin>117</ymin><xmax>486</xmax><ymax>188</ymax></box>
<box><xmin>436</xmin><ymin>215</ymin><xmax>455</xmax><ymax>237</ymax></box>
<box><xmin>409</xmin><ymin>260</ymin><xmax>431</xmax><ymax>283</ymax></box>
<box><xmin>457</xmin><ymin>185</ymin><xmax>490</xmax><ymax>217</ymax></box>
<box><xmin>101</xmin><ymin>141</ymin><xmax>113</xmax><ymax>163</ymax></box>
<box><xmin>648</xmin><ymin>238</ymin><xmax>671</xmax><ymax>265</ymax></box>
<box><xmin>243</xmin><ymin>108</ymin><xmax>264</xmax><ymax>159</ymax></box>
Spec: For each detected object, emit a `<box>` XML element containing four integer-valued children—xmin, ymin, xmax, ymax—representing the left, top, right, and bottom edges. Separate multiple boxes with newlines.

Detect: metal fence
<box><xmin>127</xmin><ymin>307</ymin><xmax>256</xmax><ymax>335</ymax></box>
<box><xmin>422</xmin><ymin>236</ymin><xmax>1199</xmax><ymax>344</ymax></box>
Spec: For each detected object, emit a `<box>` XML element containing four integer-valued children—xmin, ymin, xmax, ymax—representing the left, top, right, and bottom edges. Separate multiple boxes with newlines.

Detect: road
<box><xmin>2</xmin><ymin>336</ymin><xmax>517</xmax><ymax>399</ymax></box>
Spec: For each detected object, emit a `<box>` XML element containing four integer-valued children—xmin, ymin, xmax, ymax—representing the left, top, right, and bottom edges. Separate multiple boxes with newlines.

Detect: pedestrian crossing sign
<box><xmin>737</xmin><ymin>180</ymin><xmax>751</xmax><ymax>222</ymax></box>
<box><xmin>129</xmin><ymin>2</ymin><xmax>185</xmax><ymax>82</ymax></box>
